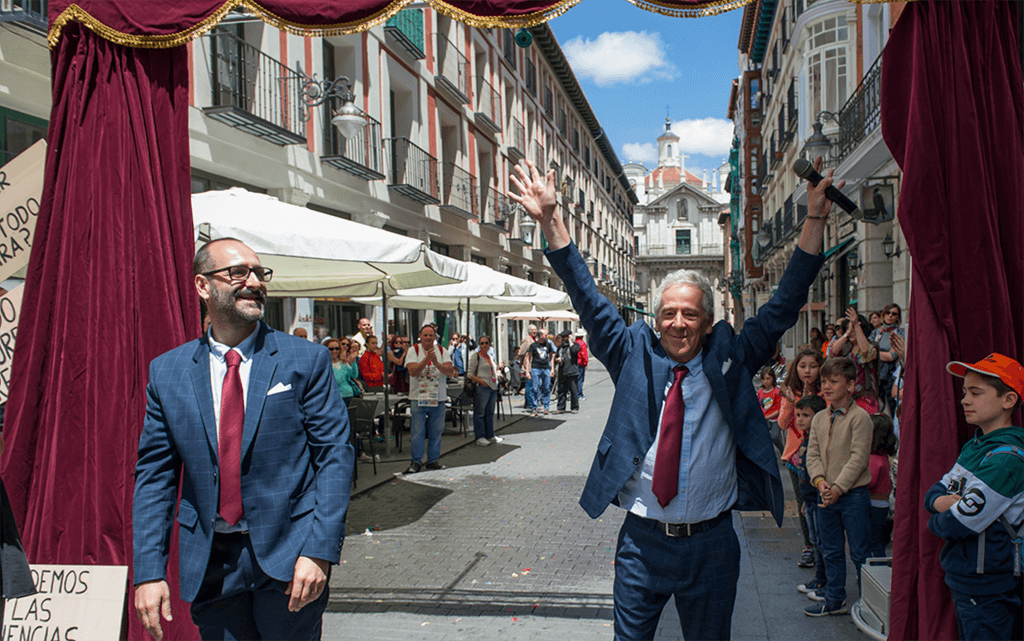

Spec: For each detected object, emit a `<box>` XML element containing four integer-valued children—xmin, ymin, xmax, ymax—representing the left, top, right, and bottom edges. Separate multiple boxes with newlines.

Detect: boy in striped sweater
<box><xmin>926</xmin><ymin>353</ymin><xmax>1024</xmax><ymax>641</ymax></box>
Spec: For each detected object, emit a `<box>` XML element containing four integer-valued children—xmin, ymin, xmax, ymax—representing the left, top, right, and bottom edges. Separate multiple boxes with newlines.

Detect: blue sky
<box><xmin>547</xmin><ymin>0</ymin><xmax>744</xmax><ymax>179</ymax></box>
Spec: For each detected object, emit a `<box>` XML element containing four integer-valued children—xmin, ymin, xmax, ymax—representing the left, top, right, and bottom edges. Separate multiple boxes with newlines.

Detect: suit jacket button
<box><xmin>633</xmin><ymin>457</ymin><xmax>640</xmax><ymax>465</ymax></box>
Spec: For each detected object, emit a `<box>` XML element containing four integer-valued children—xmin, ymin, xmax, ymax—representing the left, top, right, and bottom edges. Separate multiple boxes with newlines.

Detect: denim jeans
<box><xmin>869</xmin><ymin>505</ymin><xmax>889</xmax><ymax>559</ymax></box>
<box><xmin>803</xmin><ymin>498</ymin><xmax>828</xmax><ymax>586</ymax></box>
<box><xmin>531</xmin><ymin>368</ymin><xmax>551</xmax><ymax>411</ymax></box>
<box><xmin>951</xmin><ymin>586</ymin><xmax>1023</xmax><ymax>641</ymax></box>
<box><xmin>473</xmin><ymin>386</ymin><xmax>498</xmax><ymax>440</ymax></box>
<box><xmin>524</xmin><ymin>375</ymin><xmax>535</xmax><ymax>410</ymax></box>
<box><xmin>816</xmin><ymin>486</ymin><xmax>871</xmax><ymax>605</ymax></box>
<box><xmin>410</xmin><ymin>401</ymin><xmax>445</xmax><ymax>464</ymax></box>
<box><xmin>577</xmin><ymin>365</ymin><xmax>586</xmax><ymax>397</ymax></box>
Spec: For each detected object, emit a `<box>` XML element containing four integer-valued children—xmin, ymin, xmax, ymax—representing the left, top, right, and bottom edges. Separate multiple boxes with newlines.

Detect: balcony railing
<box><xmin>543</xmin><ymin>86</ymin><xmax>554</xmax><ymax>118</ymax></box>
<box><xmin>503</xmin><ymin>30</ymin><xmax>517</xmax><ymax>69</ymax></box>
<box><xmin>480</xmin><ymin>185</ymin><xmax>512</xmax><ymax>233</ymax></box>
<box><xmin>525</xmin><ymin>58</ymin><xmax>537</xmax><ymax>97</ymax></box>
<box><xmin>384</xmin><ymin>9</ymin><xmax>425</xmax><ymax>59</ymax></box>
<box><xmin>203</xmin><ymin>29</ymin><xmax>308</xmax><ymax>146</ymax></box>
<box><xmin>474</xmin><ymin>76</ymin><xmax>501</xmax><ymax>134</ymax></box>
<box><xmin>384</xmin><ymin>137</ymin><xmax>440</xmax><ymax>205</ymax></box>
<box><xmin>533</xmin><ymin>142</ymin><xmax>544</xmax><ymax>170</ymax></box>
<box><xmin>834</xmin><ymin>54</ymin><xmax>882</xmax><ymax>165</ymax></box>
<box><xmin>508</xmin><ymin>116</ymin><xmax>526</xmax><ymax>160</ymax></box>
<box><xmin>0</xmin><ymin>0</ymin><xmax>46</xmax><ymax>31</ymax></box>
<box><xmin>435</xmin><ymin>33</ymin><xmax>469</xmax><ymax>104</ymax></box>
<box><xmin>321</xmin><ymin>107</ymin><xmax>385</xmax><ymax>180</ymax></box>
<box><xmin>440</xmin><ymin>162</ymin><xmax>478</xmax><ymax>219</ymax></box>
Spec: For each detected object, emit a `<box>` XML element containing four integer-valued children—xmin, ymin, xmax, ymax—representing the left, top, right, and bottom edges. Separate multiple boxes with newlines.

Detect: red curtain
<box><xmin>881</xmin><ymin>2</ymin><xmax>1024</xmax><ymax>640</ymax></box>
<box><xmin>0</xmin><ymin>22</ymin><xmax>200</xmax><ymax>641</ymax></box>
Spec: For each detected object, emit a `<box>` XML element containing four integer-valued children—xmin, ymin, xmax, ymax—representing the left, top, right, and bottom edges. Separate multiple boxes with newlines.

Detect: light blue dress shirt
<box><xmin>617</xmin><ymin>351</ymin><xmax>738</xmax><ymax>524</ymax></box>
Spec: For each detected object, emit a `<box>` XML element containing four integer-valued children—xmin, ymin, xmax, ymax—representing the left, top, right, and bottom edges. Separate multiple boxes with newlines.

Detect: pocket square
<box><xmin>267</xmin><ymin>382</ymin><xmax>292</xmax><ymax>396</ymax></box>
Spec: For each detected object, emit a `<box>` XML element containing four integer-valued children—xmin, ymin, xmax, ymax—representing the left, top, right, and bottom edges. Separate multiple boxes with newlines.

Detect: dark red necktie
<box><xmin>219</xmin><ymin>350</ymin><xmax>244</xmax><ymax>525</ymax></box>
<box><xmin>652</xmin><ymin>365</ymin><xmax>688</xmax><ymax>508</ymax></box>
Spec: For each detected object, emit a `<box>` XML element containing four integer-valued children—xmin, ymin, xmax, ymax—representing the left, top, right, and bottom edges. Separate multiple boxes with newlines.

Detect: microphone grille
<box><xmin>792</xmin><ymin>158</ymin><xmax>813</xmax><ymax>179</ymax></box>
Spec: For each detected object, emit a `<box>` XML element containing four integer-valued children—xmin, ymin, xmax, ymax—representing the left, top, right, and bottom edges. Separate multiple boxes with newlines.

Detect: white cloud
<box><xmin>621</xmin><ymin>142</ymin><xmax>657</xmax><ymax>164</ymax></box>
<box><xmin>669</xmin><ymin>118</ymin><xmax>734</xmax><ymax>157</ymax></box>
<box><xmin>563</xmin><ymin>31</ymin><xmax>675</xmax><ymax>87</ymax></box>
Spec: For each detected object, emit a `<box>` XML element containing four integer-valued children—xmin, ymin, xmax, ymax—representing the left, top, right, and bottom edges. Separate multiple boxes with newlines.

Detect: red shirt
<box><xmin>359</xmin><ymin>351</ymin><xmax>384</xmax><ymax>387</ymax></box>
<box><xmin>757</xmin><ymin>386</ymin><xmax>782</xmax><ymax>419</ymax></box>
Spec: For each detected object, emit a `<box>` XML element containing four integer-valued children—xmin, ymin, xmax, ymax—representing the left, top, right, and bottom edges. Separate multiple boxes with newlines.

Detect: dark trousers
<box><xmin>473</xmin><ymin>386</ymin><xmax>498</xmax><ymax>440</ymax></box>
<box><xmin>803</xmin><ymin>498</ymin><xmax>828</xmax><ymax>586</ymax></box>
<box><xmin>868</xmin><ymin>505</ymin><xmax>889</xmax><ymax>558</ymax></box>
<box><xmin>191</xmin><ymin>532</ymin><xmax>329</xmax><ymax>640</ymax></box>
<box><xmin>577</xmin><ymin>365</ymin><xmax>587</xmax><ymax>396</ymax></box>
<box><xmin>817</xmin><ymin>486</ymin><xmax>871</xmax><ymax>606</ymax></box>
<box><xmin>951</xmin><ymin>583</ymin><xmax>1023</xmax><ymax>641</ymax></box>
<box><xmin>557</xmin><ymin>374</ymin><xmax>579</xmax><ymax>411</ymax></box>
<box><xmin>613</xmin><ymin>511</ymin><xmax>739</xmax><ymax>641</ymax></box>
<box><xmin>787</xmin><ymin>469</ymin><xmax>811</xmax><ymax>548</ymax></box>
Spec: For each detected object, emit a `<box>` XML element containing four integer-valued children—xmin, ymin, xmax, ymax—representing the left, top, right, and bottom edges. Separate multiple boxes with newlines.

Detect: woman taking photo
<box><xmin>468</xmin><ymin>336</ymin><xmax>502</xmax><ymax>447</ymax></box>
<box><xmin>388</xmin><ymin>334</ymin><xmax>410</xmax><ymax>393</ymax></box>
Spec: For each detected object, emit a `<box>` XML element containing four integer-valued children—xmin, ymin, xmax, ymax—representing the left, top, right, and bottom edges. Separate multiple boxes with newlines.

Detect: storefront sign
<box><xmin>2</xmin><ymin>564</ymin><xmax>128</xmax><ymax>641</ymax></box>
<box><xmin>0</xmin><ymin>140</ymin><xmax>45</xmax><ymax>284</ymax></box>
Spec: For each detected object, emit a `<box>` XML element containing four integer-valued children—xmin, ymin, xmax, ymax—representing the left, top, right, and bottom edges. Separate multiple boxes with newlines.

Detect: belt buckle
<box><xmin>664</xmin><ymin>522</ymin><xmax>692</xmax><ymax>538</ymax></box>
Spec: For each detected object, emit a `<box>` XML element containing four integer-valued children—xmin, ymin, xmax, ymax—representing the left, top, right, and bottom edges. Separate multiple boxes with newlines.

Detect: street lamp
<box><xmin>882</xmin><ymin>233</ymin><xmax>902</xmax><ymax>259</ymax></box>
<box><xmin>757</xmin><ymin>224</ymin><xmax>771</xmax><ymax>249</ymax></box>
<box><xmin>300</xmin><ymin>75</ymin><xmax>364</xmax><ymax>139</ymax></box>
<box><xmin>802</xmin><ymin>111</ymin><xmax>839</xmax><ymax>162</ymax></box>
<box><xmin>519</xmin><ymin>207</ymin><xmax>536</xmax><ymax>245</ymax></box>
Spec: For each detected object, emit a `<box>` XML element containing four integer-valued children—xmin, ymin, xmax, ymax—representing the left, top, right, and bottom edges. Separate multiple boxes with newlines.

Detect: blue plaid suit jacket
<box><xmin>132</xmin><ymin>323</ymin><xmax>354</xmax><ymax>602</ymax></box>
<box><xmin>546</xmin><ymin>243</ymin><xmax>824</xmax><ymax>526</ymax></box>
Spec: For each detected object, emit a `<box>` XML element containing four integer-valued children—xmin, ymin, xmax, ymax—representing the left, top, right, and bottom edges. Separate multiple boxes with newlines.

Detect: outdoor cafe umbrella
<box><xmin>192</xmin><ymin>187</ymin><xmax>469</xmax><ymax>453</ymax></box>
<box><xmin>497</xmin><ymin>307</ymin><xmax>580</xmax><ymax>322</ymax></box>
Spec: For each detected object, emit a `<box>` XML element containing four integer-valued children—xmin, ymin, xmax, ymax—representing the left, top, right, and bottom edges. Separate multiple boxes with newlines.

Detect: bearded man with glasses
<box><xmin>132</xmin><ymin>237</ymin><xmax>353</xmax><ymax>640</ymax></box>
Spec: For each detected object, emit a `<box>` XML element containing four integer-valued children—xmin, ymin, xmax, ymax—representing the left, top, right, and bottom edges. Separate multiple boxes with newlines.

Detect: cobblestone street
<box><xmin>324</xmin><ymin>361</ymin><xmax>867</xmax><ymax>641</ymax></box>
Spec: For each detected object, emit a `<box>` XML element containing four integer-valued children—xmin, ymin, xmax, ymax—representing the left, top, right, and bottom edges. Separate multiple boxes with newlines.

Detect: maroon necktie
<box><xmin>652</xmin><ymin>365</ymin><xmax>688</xmax><ymax>508</ymax></box>
<box><xmin>219</xmin><ymin>350</ymin><xmax>244</xmax><ymax>525</ymax></box>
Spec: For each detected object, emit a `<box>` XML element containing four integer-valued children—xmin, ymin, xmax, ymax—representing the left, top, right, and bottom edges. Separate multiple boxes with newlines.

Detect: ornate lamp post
<box><xmin>300</xmin><ymin>75</ymin><xmax>364</xmax><ymax>139</ymax></box>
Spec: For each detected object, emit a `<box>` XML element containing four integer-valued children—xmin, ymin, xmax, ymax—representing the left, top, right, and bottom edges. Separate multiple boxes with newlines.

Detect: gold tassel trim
<box><xmin>48</xmin><ymin>0</ymin><xmax>586</xmax><ymax>50</ymax></box>
<box><xmin>623</xmin><ymin>0</ymin><xmax>754</xmax><ymax>19</ymax></box>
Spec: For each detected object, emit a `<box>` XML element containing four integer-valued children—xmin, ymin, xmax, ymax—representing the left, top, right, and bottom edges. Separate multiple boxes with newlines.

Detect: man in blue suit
<box><xmin>510</xmin><ymin>157</ymin><xmax>843</xmax><ymax>640</ymax></box>
<box><xmin>133</xmin><ymin>238</ymin><xmax>353</xmax><ymax>640</ymax></box>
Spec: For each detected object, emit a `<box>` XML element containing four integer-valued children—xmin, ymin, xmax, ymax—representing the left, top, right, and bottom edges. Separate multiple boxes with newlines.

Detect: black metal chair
<box><xmin>348</xmin><ymin>398</ymin><xmax>379</xmax><ymax>475</ymax></box>
<box><xmin>388</xmin><ymin>398</ymin><xmax>411</xmax><ymax>452</ymax></box>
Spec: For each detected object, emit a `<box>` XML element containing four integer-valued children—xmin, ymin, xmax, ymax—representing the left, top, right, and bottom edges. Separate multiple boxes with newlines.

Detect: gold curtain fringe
<box><xmin>624</xmin><ymin>0</ymin><xmax>754</xmax><ymax>19</ymax></box>
<box><xmin>48</xmin><ymin>0</ymin><xmax>585</xmax><ymax>50</ymax></box>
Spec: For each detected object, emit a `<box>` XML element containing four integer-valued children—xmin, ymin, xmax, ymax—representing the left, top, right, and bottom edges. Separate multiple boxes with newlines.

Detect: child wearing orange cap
<box><xmin>925</xmin><ymin>353</ymin><xmax>1024</xmax><ymax>641</ymax></box>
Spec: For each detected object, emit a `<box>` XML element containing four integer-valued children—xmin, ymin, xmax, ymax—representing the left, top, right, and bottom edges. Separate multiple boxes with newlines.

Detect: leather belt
<box><xmin>644</xmin><ymin>510</ymin><xmax>731</xmax><ymax>538</ymax></box>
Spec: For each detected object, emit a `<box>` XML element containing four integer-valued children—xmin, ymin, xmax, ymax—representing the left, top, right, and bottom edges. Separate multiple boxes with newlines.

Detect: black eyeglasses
<box><xmin>203</xmin><ymin>265</ymin><xmax>274</xmax><ymax>283</ymax></box>
<box><xmin>328</xmin><ymin>347</ymin><xmax>340</xmax><ymax>352</ymax></box>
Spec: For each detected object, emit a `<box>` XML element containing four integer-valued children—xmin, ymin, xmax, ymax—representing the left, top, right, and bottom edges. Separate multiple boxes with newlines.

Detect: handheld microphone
<box><xmin>792</xmin><ymin>158</ymin><xmax>862</xmax><ymax>219</ymax></box>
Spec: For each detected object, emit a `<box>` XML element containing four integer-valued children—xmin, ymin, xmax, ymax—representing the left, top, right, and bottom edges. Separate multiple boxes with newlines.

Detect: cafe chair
<box><xmin>348</xmin><ymin>398</ymin><xmax>379</xmax><ymax>475</ymax></box>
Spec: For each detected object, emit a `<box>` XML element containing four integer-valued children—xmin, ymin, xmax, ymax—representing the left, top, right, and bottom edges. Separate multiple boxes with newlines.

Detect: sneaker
<box><xmin>579</xmin><ymin>396</ymin><xmax>587</xmax><ymax>400</ymax></box>
<box><xmin>806</xmin><ymin>590</ymin><xmax>825</xmax><ymax>602</ymax></box>
<box><xmin>798</xmin><ymin>547</ymin><xmax>815</xmax><ymax>568</ymax></box>
<box><xmin>358</xmin><ymin>453</ymin><xmax>373</xmax><ymax>463</ymax></box>
<box><xmin>475</xmin><ymin>438</ymin><xmax>491</xmax><ymax>446</ymax></box>
<box><xmin>797</xmin><ymin>579</ymin><xmax>826</xmax><ymax>594</ymax></box>
<box><xmin>532</xmin><ymin>411</ymin><xmax>539</xmax><ymax>417</ymax></box>
<box><xmin>570</xmin><ymin>410</ymin><xmax>578</xmax><ymax>414</ymax></box>
<box><xmin>552</xmin><ymin>409</ymin><xmax>564</xmax><ymax>415</ymax></box>
<box><xmin>404</xmin><ymin>461</ymin><xmax>422</xmax><ymax>475</ymax></box>
<box><xmin>424</xmin><ymin>461</ymin><xmax>446</xmax><ymax>471</ymax></box>
<box><xmin>543</xmin><ymin>409</ymin><xmax>549</xmax><ymax>415</ymax></box>
<box><xmin>488</xmin><ymin>436</ymin><xmax>504</xmax><ymax>443</ymax></box>
<box><xmin>804</xmin><ymin>601</ymin><xmax>847</xmax><ymax>617</ymax></box>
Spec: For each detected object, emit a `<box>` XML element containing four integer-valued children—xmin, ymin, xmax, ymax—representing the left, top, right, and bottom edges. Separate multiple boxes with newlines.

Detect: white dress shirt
<box><xmin>208</xmin><ymin>328</ymin><xmax>258</xmax><ymax>533</ymax></box>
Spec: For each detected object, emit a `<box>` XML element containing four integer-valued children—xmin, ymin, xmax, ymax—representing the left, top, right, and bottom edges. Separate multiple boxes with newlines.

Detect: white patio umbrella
<box><xmin>192</xmin><ymin>188</ymin><xmax>469</xmax><ymax>452</ymax></box>
<box><xmin>192</xmin><ymin>188</ymin><xmax>467</xmax><ymax>297</ymax></box>
<box><xmin>496</xmin><ymin>307</ymin><xmax>580</xmax><ymax>322</ymax></box>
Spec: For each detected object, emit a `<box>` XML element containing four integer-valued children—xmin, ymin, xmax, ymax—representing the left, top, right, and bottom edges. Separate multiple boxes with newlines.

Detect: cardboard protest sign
<box><xmin>2</xmin><ymin>564</ymin><xmax>128</xmax><ymax>641</ymax></box>
<box><xmin>0</xmin><ymin>139</ymin><xmax>45</xmax><ymax>284</ymax></box>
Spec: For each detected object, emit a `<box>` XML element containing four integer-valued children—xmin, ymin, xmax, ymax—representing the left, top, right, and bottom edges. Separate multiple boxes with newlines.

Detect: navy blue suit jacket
<box><xmin>132</xmin><ymin>323</ymin><xmax>354</xmax><ymax>602</ymax></box>
<box><xmin>546</xmin><ymin>243</ymin><xmax>823</xmax><ymax>526</ymax></box>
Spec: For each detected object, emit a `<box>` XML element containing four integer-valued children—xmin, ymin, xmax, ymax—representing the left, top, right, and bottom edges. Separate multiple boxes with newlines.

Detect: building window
<box><xmin>675</xmin><ymin>229</ymin><xmax>691</xmax><ymax>255</ymax></box>
<box><xmin>471</xmin><ymin>254</ymin><xmax>487</xmax><ymax>265</ymax></box>
<box><xmin>807</xmin><ymin>16</ymin><xmax>849</xmax><ymax>117</ymax></box>
<box><xmin>1</xmin><ymin>107</ymin><xmax>48</xmax><ymax>167</ymax></box>
<box><xmin>431</xmin><ymin>241</ymin><xmax>451</xmax><ymax>256</ymax></box>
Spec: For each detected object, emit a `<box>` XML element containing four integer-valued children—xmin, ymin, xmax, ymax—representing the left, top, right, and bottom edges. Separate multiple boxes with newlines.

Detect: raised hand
<box><xmin>508</xmin><ymin>159</ymin><xmax>557</xmax><ymax>225</ymax></box>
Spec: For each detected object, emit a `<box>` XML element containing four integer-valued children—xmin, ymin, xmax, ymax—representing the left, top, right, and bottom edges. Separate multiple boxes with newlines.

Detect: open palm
<box><xmin>508</xmin><ymin>159</ymin><xmax>557</xmax><ymax>224</ymax></box>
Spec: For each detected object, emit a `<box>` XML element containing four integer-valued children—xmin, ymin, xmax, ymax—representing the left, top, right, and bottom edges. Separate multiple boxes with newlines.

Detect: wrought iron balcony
<box><xmin>503</xmin><ymin>30</ymin><xmax>517</xmax><ymax>69</ymax></box>
<box><xmin>0</xmin><ymin>0</ymin><xmax>46</xmax><ymax>32</ymax></box>
<box><xmin>384</xmin><ymin>9</ymin><xmax>425</xmax><ymax>59</ymax></box>
<box><xmin>321</xmin><ymin>107</ymin><xmax>385</xmax><ymax>180</ymax></box>
<box><xmin>440</xmin><ymin>162</ymin><xmax>478</xmax><ymax>219</ymax></box>
<box><xmin>575</xmin><ymin>188</ymin><xmax>586</xmax><ymax>214</ymax></box>
<box><xmin>480</xmin><ymin>185</ymin><xmax>512</xmax><ymax>233</ymax></box>
<box><xmin>525</xmin><ymin>58</ymin><xmax>537</xmax><ymax>97</ymax></box>
<box><xmin>203</xmin><ymin>29</ymin><xmax>308</xmax><ymax>146</ymax></box>
<box><xmin>384</xmin><ymin>137</ymin><xmax>439</xmax><ymax>205</ymax></box>
<box><xmin>834</xmin><ymin>55</ymin><xmax>882</xmax><ymax>165</ymax></box>
<box><xmin>474</xmin><ymin>76</ymin><xmax>501</xmax><ymax>135</ymax></box>
<box><xmin>435</xmin><ymin>33</ymin><xmax>469</xmax><ymax>104</ymax></box>
<box><xmin>508</xmin><ymin>116</ymin><xmax>526</xmax><ymax>161</ymax></box>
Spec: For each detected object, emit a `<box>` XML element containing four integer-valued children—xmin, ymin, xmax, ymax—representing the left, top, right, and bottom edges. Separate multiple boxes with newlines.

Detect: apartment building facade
<box><xmin>728</xmin><ymin>0</ymin><xmax>909</xmax><ymax>359</ymax></box>
<box><xmin>0</xmin><ymin>4</ymin><xmax>637</xmax><ymax>355</ymax></box>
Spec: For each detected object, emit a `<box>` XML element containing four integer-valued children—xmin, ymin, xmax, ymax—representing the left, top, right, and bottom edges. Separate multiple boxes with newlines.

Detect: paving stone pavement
<box><xmin>324</xmin><ymin>360</ymin><xmax>870</xmax><ymax>641</ymax></box>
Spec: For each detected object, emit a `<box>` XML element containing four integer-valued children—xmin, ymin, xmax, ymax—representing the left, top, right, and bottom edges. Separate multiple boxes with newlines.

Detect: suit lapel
<box><xmin>702</xmin><ymin>342</ymin><xmax>735</xmax><ymax>429</ymax></box>
<box><xmin>242</xmin><ymin>325</ymin><xmax>278</xmax><ymax>456</ymax></box>
<box><xmin>650</xmin><ymin>336</ymin><xmax>671</xmax><ymax>436</ymax></box>
<box><xmin>190</xmin><ymin>338</ymin><xmax>218</xmax><ymax>452</ymax></box>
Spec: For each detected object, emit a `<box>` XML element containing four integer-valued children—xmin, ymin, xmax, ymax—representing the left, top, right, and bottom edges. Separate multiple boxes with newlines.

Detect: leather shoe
<box><xmin>424</xmin><ymin>461</ymin><xmax>446</xmax><ymax>471</ymax></box>
<box><xmin>403</xmin><ymin>461</ymin><xmax>422</xmax><ymax>475</ymax></box>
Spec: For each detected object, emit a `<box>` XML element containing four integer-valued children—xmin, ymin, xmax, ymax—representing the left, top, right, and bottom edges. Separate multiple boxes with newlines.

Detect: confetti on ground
<box><xmin>513</xmin><ymin>617</ymin><xmax>518</xmax><ymax>622</ymax></box>
<box><xmin>421</xmin><ymin>622</ymin><xmax>429</xmax><ymax>627</ymax></box>
<box><xmin>521</xmin><ymin>568</ymin><xmax>531</xmax><ymax>574</ymax></box>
